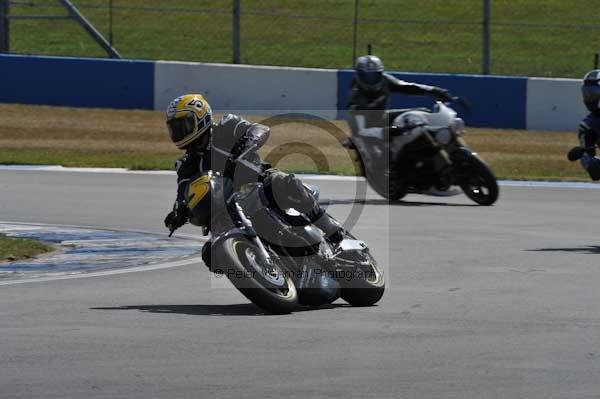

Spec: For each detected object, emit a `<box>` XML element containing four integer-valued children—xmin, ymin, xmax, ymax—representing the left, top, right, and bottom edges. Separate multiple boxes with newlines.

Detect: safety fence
<box><xmin>1</xmin><ymin>0</ymin><xmax>599</xmax><ymax>79</ymax></box>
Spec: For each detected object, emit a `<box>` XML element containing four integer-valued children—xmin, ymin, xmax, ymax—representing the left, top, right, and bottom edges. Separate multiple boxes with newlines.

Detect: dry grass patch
<box><xmin>0</xmin><ymin>103</ymin><xmax>589</xmax><ymax>180</ymax></box>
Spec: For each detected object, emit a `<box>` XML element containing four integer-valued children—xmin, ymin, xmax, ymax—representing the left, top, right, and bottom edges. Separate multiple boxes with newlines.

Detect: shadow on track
<box><xmin>320</xmin><ymin>199</ymin><xmax>477</xmax><ymax>207</ymax></box>
<box><xmin>91</xmin><ymin>303</ymin><xmax>350</xmax><ymax>316</ymax></box>
<box><xmin>526</xmin><ymin>246</ymin><xmax>600</xmax><ymax>255</ymax></box>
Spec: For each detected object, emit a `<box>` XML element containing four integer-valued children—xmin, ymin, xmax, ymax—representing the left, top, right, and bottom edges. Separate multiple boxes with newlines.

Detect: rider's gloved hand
<box><xmin>164</xmin><ymin>209</ymin><xmax>187</xmax><ymax>231</ymax></box>
<box><xmin>433</xmin><ymin>88</ymin><xmax>452</xmax><ymax>102</ymax></box>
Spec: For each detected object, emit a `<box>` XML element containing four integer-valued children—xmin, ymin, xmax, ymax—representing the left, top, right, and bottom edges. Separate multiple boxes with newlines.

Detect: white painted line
<box><xmin>0</xmin><ymin>255</ymin><xmax>203</xmax><ymax>286</ymax></box>
<box><xmin>0</xmin><ymin>221</ymin><xmax>207</xmax><ymax>286</ymax></box>
<box><xmin>0</xmin><ymin>165</ymin><xmax>175</xmax><ymax>175</ymax></box>
<box><xmin>298</xmin><ymin>174</ymin><xmax>361</xmax><ymax>182</ymax></box>
<box><xmin>1</xmin><ymin>165</ymin><xmax>598</xmax><ymax>189</ymax></box>
<box><xmin>0</xmin><ymin>165</ymin><xmax>361</xmax><ymax>180</ymax></box>
<box><xmin>0</xmin><ymin>220</ymin><xmax>206</xmax><ymax>241</ymax></box>
<box><xmin>499</xmin><ymin>180</ymin><xmax>600</xmax><ymax>189</ymax></box>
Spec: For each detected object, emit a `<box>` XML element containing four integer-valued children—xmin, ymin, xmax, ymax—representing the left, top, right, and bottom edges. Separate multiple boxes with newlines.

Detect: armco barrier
<box><xmin>154</xmin><ymin>61</ymin><xmax>339</xmax><ymax>119</ymax></box>
<box><xmin>337</xmin><ymin>70</ymin><xmax>528</xmax><ymax>129</ymax></box>
<box><xmin>0</xmin><ymin>54</ymin><xmax>154</xmax><ymax>109</ymax></box>
<box><xmin>527</xmin><ymin>78</ymin><xmax>586</xmax><ymax>131</ymax></box>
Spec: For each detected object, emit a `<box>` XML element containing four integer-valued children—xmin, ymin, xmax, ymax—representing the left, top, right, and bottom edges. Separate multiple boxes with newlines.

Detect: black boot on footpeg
<box><xmin>310</xmin><ymin>209</ymin><xmax>345</xmax><ymax>245</ymax></box>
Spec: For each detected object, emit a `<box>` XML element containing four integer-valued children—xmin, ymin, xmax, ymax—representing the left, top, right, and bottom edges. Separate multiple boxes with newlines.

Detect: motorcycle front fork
<box><xmin>234</xmin><ymin>202</ymin><xmax>274</xmax><ymax>267</ymax></box>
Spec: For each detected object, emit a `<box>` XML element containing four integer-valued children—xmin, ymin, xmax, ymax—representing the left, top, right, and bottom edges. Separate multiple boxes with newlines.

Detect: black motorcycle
<box><xmin>181</xmin><ymin>144</ymin><xmax>385</xmax><ymax>314</ymax></box>
<box><xmin>345</xmin><ymin>101</ymin><xmax>499</xmax><ymax>206</ymax></box>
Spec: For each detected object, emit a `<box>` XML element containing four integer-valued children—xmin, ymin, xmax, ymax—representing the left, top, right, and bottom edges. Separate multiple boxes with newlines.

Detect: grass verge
<box><xmin>0</xmin><ymin>104</ymin><xmax>590</xmax><ymax>181</ymax></box>
<box><xmin>7</xmin><ymin>0</ymin><xmax>597</xmax><ymax>78</ymax></box>
<box><xmin>0</xmin><ymin>234</ymin><xmax>54</xmax><ymax>263</ymax></box>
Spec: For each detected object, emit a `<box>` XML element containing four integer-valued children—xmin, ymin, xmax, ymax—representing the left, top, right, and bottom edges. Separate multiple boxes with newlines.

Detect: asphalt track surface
<box><xmin>1</xmin><ymin>169</ymin><xmax>599</xmax><ymax>399</ymax></box>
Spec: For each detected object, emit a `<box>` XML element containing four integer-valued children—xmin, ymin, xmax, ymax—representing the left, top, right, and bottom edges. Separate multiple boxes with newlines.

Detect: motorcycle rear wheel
<box><xmin>368</xmin><ymin>167</ymin><xmax>407</xmax><ymax>202</ymax></box>
<box><xmin>214</xmin><ymin>236</ymin><xmax>298</xmax><ymax>314</ymax></box>
<box><xmin>458</xmin><ymin>157</ymin><xmax>499</xmax><ymax>206</ymax></box>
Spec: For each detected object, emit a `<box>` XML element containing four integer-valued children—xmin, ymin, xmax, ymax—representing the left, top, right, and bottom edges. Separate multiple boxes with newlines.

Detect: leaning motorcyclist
<box><xmin>567</xmin><ymin>70</ymin><xmax>600</xmax><ymax>180</ymax></box>
<box><xmin>346</xmin><ymin>54</ymin><xmax>452</xmax><ymax>141</ymax></box>
<box><xmin>163</xmin><ymin>94</ymin><xmax>344</xmax><ymax>268</ymax></box>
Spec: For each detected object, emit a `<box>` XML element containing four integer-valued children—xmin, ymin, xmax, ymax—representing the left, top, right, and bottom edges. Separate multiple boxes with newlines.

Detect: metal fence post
<box><xmin>482</xmin><ymin>0</ymin><xmax>491</xmax><ymax>75</ymax></box>
<box><xmin>109</xmin><ymin>0</ymin><xmax>114</xmax><ymax>46</ymax></box>
<box><xmin>58</xmin><ymin>0</ymin><xmax>121</xmax><ymax>58</ymax></box>
<box><xmin>233</xmin><ymin>0</ymin><xmax>240</xmax><ymax>64</ymax></box>
<box><xmin>352</xmin><ymin>0</ymin><xmax>359</xmax><ymax>65</ymax></box>
<box><xmin>0</xmin><ymin>0</ymin><xmax>9</xmax><ymax>53</ymax></box>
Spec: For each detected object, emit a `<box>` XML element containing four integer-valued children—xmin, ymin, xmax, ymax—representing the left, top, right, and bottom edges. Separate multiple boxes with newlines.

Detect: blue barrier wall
<box><xmin>0</xmin><ymin>54</ymin><xmax>154</xmax><ymax>109</ymax></box>
<box><xmin>337</xmin><ymin>70</ymin><xmax>528</xmax><ymax>129</ymax></box>
<box><xmin>0</xmin><ymin>55</ymin><xmax>556</xmax><ymax>130</ymax></box>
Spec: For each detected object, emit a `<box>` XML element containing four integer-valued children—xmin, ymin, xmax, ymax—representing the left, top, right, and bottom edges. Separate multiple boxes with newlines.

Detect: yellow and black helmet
<box><xmin>166</xmin><ymin>94</ymin><xmax>212</xmax><ymax>149</ymax></box>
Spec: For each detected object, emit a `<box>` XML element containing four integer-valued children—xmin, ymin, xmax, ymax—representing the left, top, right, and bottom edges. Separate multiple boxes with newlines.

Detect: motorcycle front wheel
<box><xmin>458</xmin><ymin>156</ymin><xmax>499</xmax><ymax>206</ymax></box>
<box><xmin>337</xmin><ymin>235</ymin><xmax>385</xmax><ymax>306</ymax></box>
<box><xmin>214</xmin><ymin>235</ymin><xmax>298</xmax><ymax>314</ymax></box>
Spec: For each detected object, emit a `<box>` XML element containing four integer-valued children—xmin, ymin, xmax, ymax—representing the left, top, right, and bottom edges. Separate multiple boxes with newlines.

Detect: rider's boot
<box><xmin>265</xmin><ymin>171</ymin><xmax>346</xmax><ymax>244</ymax></box>
<box><xmin>308</xmin><ymin>207</ymin><xmax>345</xmax><ymax>245</ymax></box>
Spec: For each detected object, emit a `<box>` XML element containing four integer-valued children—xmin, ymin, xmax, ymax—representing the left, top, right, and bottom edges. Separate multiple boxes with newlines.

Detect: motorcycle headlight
<box><xmin>434</xmin><ymin>128</ymin><xmax>452</xmax><ymax>145</ymax></box>
<box><xmin>451</xmin><ymin>118</ymin><xmax>466</xmax><ymax>136</ymax></box>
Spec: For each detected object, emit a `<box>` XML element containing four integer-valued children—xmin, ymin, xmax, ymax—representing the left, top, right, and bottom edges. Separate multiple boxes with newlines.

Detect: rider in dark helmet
<box><xmin>347</xmin><ymin>54</ymin><xmax>452</xmax><ymax>139</ymax></box>
<box><xmin>163</xmin><ymin>94</ymin><xmax>344</xmax><ymax>268</ymax></box>
<box><xmin>567</xmin><ymin>70</ymin><xmax>600</xmax><ymax>180</ymax></box>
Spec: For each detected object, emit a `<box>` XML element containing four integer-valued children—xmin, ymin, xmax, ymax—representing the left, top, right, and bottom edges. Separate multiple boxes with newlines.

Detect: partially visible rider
<box><xmin>346</xmin><ymin>54</ymin><xmax>452</xmax><ymax>142</ymax></box>
<box><xmin>567</xmin><ymin>70</ymin><xmax>600</xmax><ymax>180</ymax></box>
<box><xmin>163</xmin><ymin>94</ymin><xmax>344</xmax><ymax>268</ymax></box>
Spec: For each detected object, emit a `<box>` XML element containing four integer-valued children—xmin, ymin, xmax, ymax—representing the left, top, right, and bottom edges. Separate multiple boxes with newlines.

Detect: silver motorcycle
<box><xmin>345</xmin><ymin>100</ymin><xmax>499</xmax><ymax>205</ymax></box>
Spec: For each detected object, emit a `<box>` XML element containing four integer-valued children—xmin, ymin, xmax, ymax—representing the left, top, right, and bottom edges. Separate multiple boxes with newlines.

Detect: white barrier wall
<box><xmin>154</xmin><ymin>61</ymin><xmax>338</xmax><ymax>119</ymax></box>
<box><xmin>527</xmin><ymin>77</ymin><xmax>588</xmax><ymax>131</ymax></box>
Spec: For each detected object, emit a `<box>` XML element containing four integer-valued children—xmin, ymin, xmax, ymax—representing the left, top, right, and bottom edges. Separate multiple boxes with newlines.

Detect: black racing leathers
<box><xmin>167</xmin><ymin>114</ymin><xmax>338</xmax><ymax>239</ymax></box>
<box><xmin>347</xmin><ymin>73</ymin><xmax>448</xmax><ymax>111</ymax></box>
<box><xmin>174</xmin><ymin>114</ymin><xmax>269</xmax><ymax>206</ymax></box>
<box><xmin>578</xmin><ymin>112</ymin><xmax>600</xmax><ymax>180</ymax></box>
<box><xmin>347</xmin><ymin>73</ymin><xmax>450</xmax><ymax>130</ymax></box>
<box><xmin>346</xmin><ymin>73</ymin><xmax>450</xmax><ymax>138</ymax></box>
<box><xmin>579</xmin><ymin>113</ymin><xmax>600</xmax><ymax>155</ymax></box>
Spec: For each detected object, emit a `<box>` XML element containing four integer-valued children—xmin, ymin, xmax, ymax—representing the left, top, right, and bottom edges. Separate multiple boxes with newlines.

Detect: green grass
<box><xmin>0</xmin><ymin>234</ymin><xmax>54</xmax><ymax>263</ymax></box>
<box><xmin>6</xmin><ymin>0</ymin><xmax>598</xmax><ymax>78</ymax></box>
<box><xmin>0</xmin><ymin>148</ymin><xmax>175</xmax><ymax>170</ymax></box>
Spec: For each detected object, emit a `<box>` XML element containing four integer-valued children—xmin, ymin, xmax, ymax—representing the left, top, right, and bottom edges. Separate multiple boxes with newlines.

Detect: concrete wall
<box><xmin>0</xmin><ymin>54</ymin><xmax>154</xmax><ymax>109</ymax></box>
<box><xmin>527</xmin><ymin>78</ymin><xmax>586</xmax><ymax>131</ymax></box>
<box><xmin>154</xmin><ymin>61</ymin><xmax>338</xmax><ymax>119</ymax></box>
